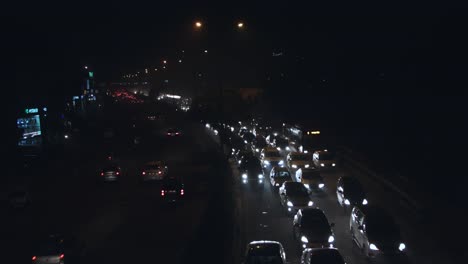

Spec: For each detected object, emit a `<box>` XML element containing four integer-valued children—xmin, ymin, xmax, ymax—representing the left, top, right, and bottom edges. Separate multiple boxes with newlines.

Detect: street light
<box><xmin>237</xmin><ymin>22</ymin><xmax>244</xmax><ymax>28</ymax></box>
<box><xmin>195</xmin><ymin>21</ymin><xmax>202</xmax><ymax>28</ymax></box>
<box><xmin>163</xmin><ymin>60</ymin><xmax>167</xmax><ymax>64</ymax></box>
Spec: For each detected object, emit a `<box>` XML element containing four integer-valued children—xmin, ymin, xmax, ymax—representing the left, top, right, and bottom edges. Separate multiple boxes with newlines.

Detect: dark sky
<box><xmin>4</xmin><ymin>1</ymin><xmax>467</xmax><ymax>105</ymax></box>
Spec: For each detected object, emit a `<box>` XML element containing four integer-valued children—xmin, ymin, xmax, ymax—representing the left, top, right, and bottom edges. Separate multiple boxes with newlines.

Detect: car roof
<box><xmin>284</xmin><ymin>181</ymin><xmax>305</xmax><ymax>188</ymax></box>
<box><xmin>300</xmin><ymin>208</ymin><xmax>327</xmax><ymax>217</ymax></box>
<box><xmin>273</xmin><ymin>166</ymin><xmax>289</xmax><ymax>172</ymax></box>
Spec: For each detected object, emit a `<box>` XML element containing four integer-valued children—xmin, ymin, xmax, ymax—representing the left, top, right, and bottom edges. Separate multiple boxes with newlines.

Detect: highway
<box><xmin>216</xmin><ymin>127</ymin><xmax>452</xmax><ymax>264</ymax></box>
<box><xmin>1</xmin><ymin>103</ymin><xmax>233</xmax><ymax>264</ymax></box>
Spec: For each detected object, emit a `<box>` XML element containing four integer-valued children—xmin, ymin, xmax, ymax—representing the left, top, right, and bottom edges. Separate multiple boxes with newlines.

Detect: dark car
<box><xmin>274</xmin><ymin>137</ymin><xmax>290</xmax><ymax>151</ymax></box>
<box><xmin>242</xmin><ymin>132</ymin><xmax>256</xmax><ymax>144</ymax></box>
<box><xmin>297</xmin><ymin>169</ymin><xmax>324</xmax><ymax>192</ymax></box>
<box><xmin>293</xmin><ymin>208</ymin><xmax>335</xmax><ymax>250</ymax></box>
<box><xmin>166</xmin><ymin>128</ymin><xmax>181</xmax><ymax>136</ymax></box>
<box><xmin>238</xmin><ymin>152</ymin><xmax>257</xmax><ymax>168</ymax></box>
<box><xmin>300</xmin><ymin>248</ymin><xmax>346</xmax><ymax>264</ymax></box>
<box><xmin>240</xmin><ymin>161</ymin><xmax>265</xmax><ymax>186</ymax></box>
<box><xmin>99</xmin><ymin>163</ymin><xmax>121</xmax><ymax>182</ymax></box>
<box><xmin>244</xmin><ymin>240</ymin><xmax>287</xmax><ymax>264</ymax></box>
<box><xmin>350</xmin><ymin>206</ymin><xmax>406</xmax><ymax>258</ymax></box>
<box><xmin>336</xmin><ymin>176</ymin><xmax>368</xmax><ymax>208</ymax></box>
<box><xmin>161</xmin><ymin>178</ymin><xmax>185</xmax><ymax>202</ymax></box>
<box><xmin>269</xmin><ymin>166</ymin><xmax>292</xmax><ymax>188</ymax></box>
<box><xmin>253</xmin><ymin>136</ymin><xmax>267</xmax><ymax>153</ymax></box>
<box><xmin>279</xmin><ymin>182</ymin><xmax>314</xmax><ymax>214</ymax></box>
<box><xmin>32</xmin><ymin>234</ymin><xmax>85</xmax><ymax>264</ymax></box>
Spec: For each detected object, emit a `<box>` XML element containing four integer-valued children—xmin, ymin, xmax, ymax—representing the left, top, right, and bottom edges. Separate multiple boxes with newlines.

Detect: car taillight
<box><xmin>32</xmin><ymin>256</ymin><xmax>37</xmax><ymax>261</ymax></box>
<box><xmin>180</xmin><ymin>189</ymin><xmax>184</xmax><ymax>195</ymax></box>
<box><xmin>116</xmin><ymin>171</ymin><xmax>120</xmax><ymax>175</ymax></box>
<box><xmin>167</xmin><ymin>133</ymin><xmax>171</xmax><ymax>135</ymax></box>
<box><xmin>100</xmin><ymin>172</ymin><xmax>104</xmax><ymax>176</ymax></box>
<box><xmin>161</xmin><ymin>190</ymin><xmax>165</xmax><ymax>196</ymax></box>
<box><xmin>176</xmin><ymin>132</ymin><xmax>180</xmax><ymax>135</ymax></box>
<box><xmin>142</xmin><ymin>171</ymin><xmax>146</xmax><ymax>175</ymax></box>
<box><xmin>60</xmin><ymin>254</ymin><xmax>64</xmax><ymax>259</ymax></box>
<box><xmin>157</xmin><ymin>171</ymin><xmax>162</xmax><ymax>175</ymax></box>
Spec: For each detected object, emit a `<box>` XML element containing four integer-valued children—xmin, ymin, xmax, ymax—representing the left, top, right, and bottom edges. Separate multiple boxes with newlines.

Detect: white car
<box><xmin>287</xmin><ymin>152</ymin><xmax>313</xmax><ymax>170</ymax></box>
<box><xmin>313</xmin><ymin>150</ymin><xmax>337</xmax><ymax>168</ymax></box>
<box><xmin>260</xmin><ymin>148</ymin><xmax>284</xmax><ymax>168</ymax></box>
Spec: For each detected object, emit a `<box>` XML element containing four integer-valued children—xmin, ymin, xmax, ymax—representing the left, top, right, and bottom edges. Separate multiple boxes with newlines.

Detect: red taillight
<box><xmin>157</xmin><ymin>171</ymin><xmax>162</xmax><ymax>175</ymax></box>
<box><xmin>100</xmin><ymin>172</ymin><xmax>104</xmax><ymax>176</ymax></box>
<box><xmin>108</xmin><ymin>156</ymin><xmax>112</xmax><ymax>160</ymax></box>
<box><xmin>116</xmin><ymin>171</ymin><xmax>120</xmax><ymax>175</ymax></box>
<box><xmin>176</xmin><ymin>132</ymin><xmax>180</xmax><ymax>135</ymax></box>
<box><xmin>180</xmin><ymin>189</ymin><xmax>184</xmax><ymax>195</ymax></box>
<box><xmin>167</xmin><ymin>133</ymin><xmax>171</xmax><ymax>135</ymax></box>
<box><xmin>161</xmin><ymin>190</ymin><xmax>165</xmax><ymax>196</ymax></box>
<box><xmin>60</xmin><ymin>254</ymin><xmax>64</xmax><ymax>259</ymax></box>
<box><xmin>32</xmin><ymin>256</ymin><xmax>37</xmax><ymax>261</ymax></box>
<box><xmin>142</xmin><ymin>171</ymin><xmax>146</xmax><ymax>175</ymax></box>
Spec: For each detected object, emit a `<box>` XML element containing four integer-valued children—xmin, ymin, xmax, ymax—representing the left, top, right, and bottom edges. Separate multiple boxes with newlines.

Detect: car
<box><xmin>7</xmin><ymin>188</ymin><xmax>31</xmax><ymax>208</ymax></box>
<box><xmin>252</xmin><ymin>136</ymin><xmax>267</xmax><ymax>153</ymax></box>
<box><xmin>140</xmin><ymin>161</ymin><xmax>168</xmax><ymax>181</ymax></box>
<box><xmin>243</xmin><ymin>240</ymin><xmax>287</xmax><ymax>264</ymax></box>
<box><xmin>300</xmin><ymin>248</ymin><xmax>346</xmax><ymax>264</ymax></box>
<box><xmin>230</xmin><ymin>135</ymin><xmax>247</xmax><ymax>154</ymax></box>
<box><xmin>313</xmin><ymin>150</ymin><xmax>337</xmax><ymax>168</ymax></box>
<box><xmin>279</xmin><ymin>182</ymin><xmax>314</xmax><ymax>214</ymax></box>
<box><xmin>273</xmin><ymin>137</ymin><xmax>290</xmax><ymax>152</ymax></box>
<box><xmin>240</xmin><ymin>160</ymin><xmax>265</xmax><ymax>186</ymax></box>
<box><xmin>350</xmin><ymin>206</ymin><xmax>406</xmax><ymax>258</ymax></box>
<box><xmin>242</xmin><ymin>132</ymin><xmax>256</xmax><ymax>144</ymax></box>
<box><xmin>293</xmin><ymin>208</ymin><xmax>335</xmax><ymax>249</ymax></box>
<box><xmin>287</xmin><ymin>152</ymin><xmax>313</xmax><ymax>170</ymax></box>
<box><xmin>260</xmin><ymin>148</ymin><xmax>284</xmax><ymax>168</ymax></box>
<box><xmin>238</xmin><ymin>126</ymin><xmax>249</xmax><ymax>137</ymax></box>
<box><xmin>99</xmin><ymin>163</ymin><xmax>121</xmax><ymax>182</ymax></box>
<box><xmin>32</xmin><ymin>234</ymin><xmax>85</xmax><ymax>264</ymax></box>
<box><xmin>166</xmin><ymin>128</ymin><xmax>181</xmax><ymax>136</ymax></box>
<box><xmin>295</xmin><ymin>168</ymin><xmax>325</xmax><ymax>191</ymax></box>
<box><xmin>161</xmin><ymin>177</ymin><xmax>185</xmax><ymax>202</ymax></box>
<box><xmin>269</xmin><ymin>166</ymin><xmax>293</xmax><ymax>188</ymax></box>
<box><xmin>237</xmin><ymin>151</ymin><xmax>257</xmax><ymax>168</ymax></box>
<box><xmin>336</xmin><ymin>176</ymin><xmax>368</xmax><ymax>208</ymax></box>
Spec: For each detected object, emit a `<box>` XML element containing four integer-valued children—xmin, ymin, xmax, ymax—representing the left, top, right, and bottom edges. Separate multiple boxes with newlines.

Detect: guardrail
<box><xmin>337</xmin><ymin>146</ymin><xmax>423</xmax><ymax>215</ymax></box>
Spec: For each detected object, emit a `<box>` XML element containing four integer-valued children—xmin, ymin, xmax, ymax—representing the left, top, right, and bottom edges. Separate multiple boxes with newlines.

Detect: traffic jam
<box><xmin>206</xmin><ymin>119</ymin><xmax>407</xmax><ymax>264</ymax></box>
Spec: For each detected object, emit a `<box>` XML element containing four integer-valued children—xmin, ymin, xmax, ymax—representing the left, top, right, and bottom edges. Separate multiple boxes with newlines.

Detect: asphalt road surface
<box><xmin>1</xmin><ymin>104</ymin><xmax>232</xmax><ymax>264</ymax></box>
<box><xmin>228</xmin><ymin>139</ymin><xmax>452</xmax><ymax>264</ymax></box>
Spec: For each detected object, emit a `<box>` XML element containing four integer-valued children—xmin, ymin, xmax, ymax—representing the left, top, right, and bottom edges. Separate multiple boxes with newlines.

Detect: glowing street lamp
<box><xmin>237</xmin><ymin>22</ymin><xmax>244</xmax><ymax>28</ymax></box>
<box><xmin>195</xmin><ymin>21</ymin><xmax>202</xmax><ymax>28</ymax></box>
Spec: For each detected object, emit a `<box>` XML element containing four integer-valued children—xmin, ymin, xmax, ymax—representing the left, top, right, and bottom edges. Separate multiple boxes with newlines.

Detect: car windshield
<box><xmin>276</xmin><ymin>171</ymin><xmax>290</xmax><ymax>178</ymax></box>
<box><xmin>162</xmin><ymin>179</ymin><xmax>181</xmax><ymax>189</ymax></box>
<box><xmin>302</xmin><ymin>171</ymin><xmax>321</xmax><ymax>180</ymax></box>
<box><xmin>103</xmin><ymin>164</ymin><xmax>119</xmax><ymax>171</ymax></box>
<box><xmin>319</xmin><ymin>153</ymin><xmax>334</xmax><ymax>160</ymax></box>
<box><xmin>292</xmin><ymin>154</ymin><xmax>310</xmax><ymax>161</ymax></box>
<box><xmin>265</xmin><ymin>152</ymin><xmax>281</xmax><ymax>158</ymax></box>
<box><xmin>301</xmin><ymin>213</ymin><xmax>329</xmax><ymax>229</ymax></box>
<box><xmin>36</xmin><ymin>240</ymin><xmax>63</xmax><ymax>256</ymax></box>
<box><xmin>309</xmin><ymin>251</ymin><xmax>345</xmax><ymax>264</ymax></box>
<box><xmin>345</xmin><ymin>181</ymin><xmax>364</xmax><ymax>195</ymax></box>
<box><xmin>286</xmin><ymin>184</ymin><xmax>309</xmax><ymax>196</ymax></box>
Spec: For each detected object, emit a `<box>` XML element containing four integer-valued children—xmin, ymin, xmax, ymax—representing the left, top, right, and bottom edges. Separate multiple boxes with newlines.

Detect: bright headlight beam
<box><xmin>242</xmin><ymin>174</ymin><xmax>247</xmax><ymax>179</ymax></box>
<box><xmin>301</xmin><ymin>236</ymin><xmax>308</xmax><ymax>243</ymax></box>
<box><xmin>369</xmin><ymin>243</ymin><xmax>379</xmax><ymax>251</ymax></box>
<box><xmin>328</xmin><ymin>236</ymin><xmax>335</xmax><ymax>243</ymax></box>
<box><xmin>362</xmin><ymin>199</ymin><xmax>368</xmax><ymax>205</ymax></box>
<box><xmin>308</xmin><ymin>201</ymin><xmax>313</xmax><ymax>206</ymax></box>
<box><xmin>305</xmin><ymin>164</ymin><xmax>310</xmax><ymax>168</ymax></box>
<box><xmin>258</xmin><ymin>174</ymin><xmax>264</xmax><ymax>179</ymax></box>
<box><xmin>344</xmin><ymin>199</ymin><xmax>350</xmax><ymax>205</ymax></box>
<box><xmin>287</xmin><ymin>201</ymin><xmax>293</xmax><ymax>207</ymax></box>
<box><xmin>318</xmin><ymin>183</ymin><xmax>325</xmax><ymax>188</ymax></box>
<box><xmin>399</xmin><ymin>243</ymin><xmax>406</xmax><ymax>251</ymax></box>
<box><xmin>292</xmin><ymin>164</ymin><xmax>297</xmax><ymax>168</ymax></box>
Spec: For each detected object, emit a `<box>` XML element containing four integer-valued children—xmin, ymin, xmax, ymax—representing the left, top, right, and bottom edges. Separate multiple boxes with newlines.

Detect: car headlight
<box><xmin>242</xmin><ymin>174</ymin><xmax>247</xmax><ymax>179</ymax></box>
<box><xmin>304</xmin><ymin>164</ymin><xmax>310</xmax><ymax>168</ymax></box>
<box><xmin>332</xmin><ymin>163</ymin><xmax>336</xmax><ymax>167</ymax></box>
<box><xmin>318</xmin><ymin>183</ymin><xmax>325</xmax><ymax>188</ymax></box>
<box><xmin>292</xmin><ymin>164</ymin><xmax>297</xmax><ymax>168</ymax></box>
<box><xmin>286</xmin><ymin>146</ymin><xmax>290</xmax><ymax>151</ymax></box>
<box><xmin>238</xmin><ymin>160</ymin><xmax>242</xmax><ymax>164</ymax></box>
<box><xmin>362</xmin><ymin>199</ymin><xmax>368</xmax><ymax>205</ymax></box>
<box><xmin>328</xmin><ymin>235</ymin><xmax>335</xmax><ymax>243</ymax></box>
<box><xmin>308</xmin><ymin>201</ymin><xmax>313</xmax><ymax>206</ymax></box>
<box><xmin>287</xmin><ymin>201</ymin><xmax>293</xmax><ymax>207</ymax></box>
<box><xmin>344</xmin><ymin>199</ymin><xmax>350</xmax><ymax>205</ymax></box>
<box><xmin>263</xmin><ymin>160</ymin><xmax>270</xmax><ymax>165</ymax></box>
<box><xmin>277</xmin><ymin>147</ymin><xmax>281</xmax><ymax>151</ymax></box>
<box><xmin>304</xmin><ymin>184</ymin><xmax>310</xmax><ymax>189</ymax></box>
<box><xmin>301</xmin><ymin>236</ymin><xmax>308</xmax><ymax>243</ymax></box>
<box><xmin>278</xmin><ymin>160</ymin><xmax>284</xmax><ymax>165</ymax></box>
<box><xmin>255</xmin><ymin>148</ymin><xmax>259</xmax><ymax>152</ymax></box>
<box><xmin>275</xmin><ymin>183</ymin><xmax>279</xmax><ymax>186</ymax></box>
<box><xmin>258</xmin><ymin>174</ymin><xmax>264</xmax><ymax>179</ymax></box>
<box><xmin>369</xmin><ymin>243</ymin><xmax>379</xmax><ymax>251</ymax></box>
<box><xmin>205</xmin><ymin>123</ymin><xmax>210</xmax><ymax>128</ymax></box>
<box><xmin>399</xmin><ymin>243</ymin><xmax>406</xmax><ymax>251</ymax></box>
<box><xmin>320</xmin><ymin>163</ymin><xmax>325</xmax><ymax>167</ymax></box>
<box><xmin>244</xmin><ymin>140</ymin><xmax>248</xmax><ymax>144</ymax></box>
